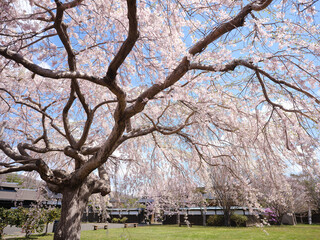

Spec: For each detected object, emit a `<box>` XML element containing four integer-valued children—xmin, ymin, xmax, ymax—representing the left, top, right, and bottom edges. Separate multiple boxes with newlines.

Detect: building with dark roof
<box><xmin>0</xmin><ymin>181</ymin><xmax>61</xmax><ymax>208</ymax></box>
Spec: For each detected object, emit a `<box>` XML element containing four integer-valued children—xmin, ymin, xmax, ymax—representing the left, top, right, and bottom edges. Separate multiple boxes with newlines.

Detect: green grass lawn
<box><xmin>5</xmin><ymin>224</ymin><xmax>320</xmax><ymax>240</ymax></box>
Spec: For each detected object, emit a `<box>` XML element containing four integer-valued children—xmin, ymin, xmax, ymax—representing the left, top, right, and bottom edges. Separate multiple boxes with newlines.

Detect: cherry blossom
<box><xmin>0</xmin><ymin>0</ymin><xmax>320</xmax><ymax>239</ymax></box>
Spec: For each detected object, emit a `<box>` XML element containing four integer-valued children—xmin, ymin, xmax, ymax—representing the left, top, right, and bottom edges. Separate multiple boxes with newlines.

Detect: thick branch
<box><xmin>0</xmin><ymin>48</ymin><xmax>105</xmax><ymax>85</ymax></box>
<box><xmin>120</xmin><ymin>126</ymin><xmax>157</xmax><ymax>143</ymax></box>
<box><xmin>124</xmin><ymin>57</ymin><xmax>190</xmax><ymax>118</ymax></box>
<box><xmin>71</xmin><ymin>120</ymin><xmax>126</xmax><ymax>184</ymax></box>
<box><xmin>80</xmin><ymin>146</ymin><xmax>100</xmax><ymax>155</ymax></box>
<box><xmin>74</xmin><ymin>112</ymin><xmax>94</xmax><ymax>150</ymax></box>
<box><xmin>0</xmin><ymin>164</ymin><xmax>37</xmax><ymax>174</ymax></box>
<box><xmin>35</xmin><ymin>159</ymin><xmax>65</xmax><ymax>185</ymax></box>
<box><xmin>103</xmin><ymin>0</ymin><xmax>140</xmax><ymax>125</ymax></box>
<box><xmin>62</xmin><ymin>85</ymin><xmax>77</xmax><ymax>147</ymax></box>
<box><xmin>0</xmin><ymin>140</ymin><xmax>34</xmax><ymax>161</ymax></box>
<box><xmin>95</xmin><ymin>165</ymin><xmax>111</xmax><ymax>196</ymax></box>
<box><xmin>54</xmin><ymin>0</ymin><xmax>76</xmax><ymax>71</ymax></box>
<box><xmin>64</xmin><ymin>146</ymin><xmax>86</xmax><ymax>164</ymax></box>
<box><xmin>0</xmin><ymin>141</ymin><xmax>63</xmax><ymax>185</ymax></box>
<box><xmin>18</xmin><ymin>143</ymin><xmax>63</xmax><ymax>154</ymax></box>
<box><xmin>105</xmin><ymin>0</ymin><xmax>139</xmax><ymax>82</ymax></box>
<box><xmin>189</xmin><ymin>0</ymin><xmax>273</xmax><ymax>55</ymax></box>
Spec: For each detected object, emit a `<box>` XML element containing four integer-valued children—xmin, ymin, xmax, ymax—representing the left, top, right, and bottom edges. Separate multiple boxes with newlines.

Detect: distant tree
<box><xmin>206</xmin><ymin>165</ymin><xmax>242</xmax><ymax>226</ymax></box>
<box><xmin>18</xmin><ymin>206</ymin><xmax>45</xmax><ymax>238</ymax></box>
<box><xmin>291</xmin><ymin>173</ymin><xmax>320</xmax><ymax>212</ymax></box>
<box><xmin>5</xmin><ymin>173</ymin><xmax>24</xmax><ymax>185</ymax></box>
<box><xmin>254</xmin><ymin>172</ymin><xmax>294</xmax><ymax>224</ymax></box>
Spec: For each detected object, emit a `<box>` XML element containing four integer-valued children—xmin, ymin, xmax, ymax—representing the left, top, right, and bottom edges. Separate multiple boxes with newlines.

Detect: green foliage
<box><xmin>0</xmin><ymin>207</ymin><xmax>61</xmax><ymax>238</ymax></box>
<box><xmin>230</xmin><ymin>214</ymin><xmax>248</xmax><ymax>227</ymax></box>
<box><xmin>120</xmin><ymin>217</ymin><xmax>128</xmax><ymax>223</ymax></box>
<box><xmin>0</xmin><ymin>208</ymin><xmax>10</xmax><ymax>239</ymax></box>
<box><xmin>43</xmin><ymin>208</ymin><xmax>61</xmax><ymax>234</ymax></box>
<box><xmin>5</xmin><ymin>173</ymin><xmax>23</xmax><ymax>185</ymax></box>
<box><xmin>7</xmin><ymin>207</ymin><xmax>25</xmax><ymax>227</ymax></box>
<box><xmin>118</xmin><ymin>198</ymin><xmax>146</xmax><ymax>209</ymax></box>
<box><xmin>44</xmin><ymin>208</ymin><xmax>61</xmax><ymax>224</ymax></box>
<box><xmin>111</xmin><ymin>218</ymin><xmax>119</xmax><ymax>223</ymax></box>
<box><xmin>207</xmin><ymin>215</ymin><xmax>224</xmax><ymax>226</ymax></box>
<box><xmin>5</xmin><ymin>206</ymin><xmax>46</xmax><ymax>238</ymax></box>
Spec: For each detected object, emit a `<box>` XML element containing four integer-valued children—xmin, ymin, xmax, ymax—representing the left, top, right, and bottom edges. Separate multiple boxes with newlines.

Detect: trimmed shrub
<box><xmin>207</xmin><ymin>215</ymin><xmax>224</xmax><ymax>226</ymax></box>
<box><xmin>230</xmin><ymin>214</ymin><xmax>248</xmax><ymax>227</ymax></box>
<box><xmin>111</xmin><ymin>218</ymin><xmax>119</xmax><ymax>223</ymax></box>
<box><xmin>120</xmin><ymin>217</ymin><xmax>128</xmax><ymax>223</ymax></box>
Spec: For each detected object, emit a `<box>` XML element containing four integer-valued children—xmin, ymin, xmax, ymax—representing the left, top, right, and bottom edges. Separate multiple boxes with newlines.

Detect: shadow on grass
<box><xmin>5</xmin><ymin>233</ymin><xmax>53</xmax><ymax>240</ymax></box>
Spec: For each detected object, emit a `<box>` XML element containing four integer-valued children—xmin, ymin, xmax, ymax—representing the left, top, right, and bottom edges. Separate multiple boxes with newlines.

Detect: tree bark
<box><xmin>224</xmin><ymin>209</ymin><xmax>231</xmax><ymax>227</ymax></box>
<box><xmin>53</xmin><ymin>182</ymin><xmax>91</xmax><ymax>240</ymax></box>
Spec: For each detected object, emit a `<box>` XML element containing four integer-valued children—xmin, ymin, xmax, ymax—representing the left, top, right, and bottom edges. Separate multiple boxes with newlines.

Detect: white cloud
<box><xmin>39</xmin><ymin>62</ymin><xmax>51</xmax><ymax>70</ymax></box>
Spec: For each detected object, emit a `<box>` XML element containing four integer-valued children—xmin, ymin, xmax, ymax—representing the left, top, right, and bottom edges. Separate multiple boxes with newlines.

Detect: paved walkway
<box><xmin>3</xmin><ymin>223</ymin><xmax>124</xmax><ymax>239</ymax></box>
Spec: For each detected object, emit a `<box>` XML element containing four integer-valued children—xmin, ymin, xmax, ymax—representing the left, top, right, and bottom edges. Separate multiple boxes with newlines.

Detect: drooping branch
<box><xmin>34</xmin><ymin>2</ymin><xmax>55</xmax><ymax>20</ymax></box>
<box><xmin>78</xmin><ymin>0</ymin><xmax>276</xmax><ymax>184</ymax></box>
<box><xmin>175</xmin><ymin>131</ymin><xmax>234</xmax><ymax>167</ymax></box>
<box><xmin>190</xmin><ymin>60</ymin><xmax>320</xmax><ymax>107</ymax></box>
<box><xmin>255</xmin><ymin>71</ymin><xmax>314</xmax><ymax>120</ymax></box>
<box><xmin>143</xmin><ymin>110</ymin><xmax>195</xmax><ymax>136</ymax></box>
<box><xmin>0</xmin><ymin>88</ymin><xmax>66</xmax><ymax>138</ymax></box>
<box><xmin>58</xmin><ymin>0</ymin><xmax>85</xmax><ymax>10</ymax></box>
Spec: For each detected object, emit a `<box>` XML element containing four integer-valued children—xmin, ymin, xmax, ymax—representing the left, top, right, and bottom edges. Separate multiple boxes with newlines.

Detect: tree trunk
<box><xmin>45</xmin><ymin>223</ymin><xmax>48</xmax><ymax>235</ymax></box>
<box><xmin>308</xmin><ymin>206</ymin><xmax>312</xmax><ymax>225</ymax></box>
<box><xmin>224</xmin><ymin>209</ymin><xmax>231</xmax><ymax>226</ymax></box>
<box><xmin>53</xmin><ymin>183</ymin><xmax>91</xmax><ymax>240</ymax></box>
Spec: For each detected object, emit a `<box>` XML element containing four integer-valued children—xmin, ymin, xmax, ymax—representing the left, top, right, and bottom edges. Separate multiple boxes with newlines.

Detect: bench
<box><xmin>124</xmin><ymin>223</ymin><xmax>138</xmax><ymax>228</ymax></box>
<box><xmin>93</xmin><ymin>224</ymin><xmax>108</xmax><ymax>230</ymax></box>
<box><xmin>179</xmin><ymin>222</ymin><xmax>192</xmax><ymax>227</ymax></box>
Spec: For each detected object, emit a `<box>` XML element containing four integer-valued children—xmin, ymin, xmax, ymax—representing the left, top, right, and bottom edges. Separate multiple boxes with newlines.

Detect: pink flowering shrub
<box><xmin>265</xmin><ymin>208</ymin><xmax>278</xmax><ymax>225</ymax></box>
